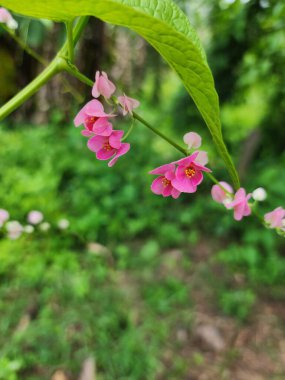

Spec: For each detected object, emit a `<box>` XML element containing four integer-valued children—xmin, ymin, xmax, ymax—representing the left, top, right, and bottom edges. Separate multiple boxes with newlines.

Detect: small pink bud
<box><xmin>92</xmin><ymin>71</ymin><xmax>116</xmax><ymax>99</ymax></box>
<box><xmin>0</xmin><ymin>8</ymin><xmax>18</xmax><ymax>29</ymax></box>
<box><xmin>211</xmin><ymin>182</ymin><xmax>233</xmax><ymax>204</ymax></box>
<box><xmin>27</xmin><ymin>211</ymin><xmax>44</xmax><ymax>225</ymax></box>
<box><xmin>183</xmin><ymin>132</ymin><xmax>202</xmax><ymax>150</ymax></box>
<box><xmin>264</xmin><ymin>207</ymin><xmax>285</xmax><ymax>229</ymax></box>
<box><xmin>118</xmin><ymin>94</ymin><xmax>140</xmax><ymax>116</ymax></box>
<box><xmin>0</xmin><ymin>208</ymin><xmax>9</xmax><ymax>223</ymax></box>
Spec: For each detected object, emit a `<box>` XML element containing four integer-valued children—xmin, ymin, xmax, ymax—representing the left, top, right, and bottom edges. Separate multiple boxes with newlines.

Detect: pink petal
<box><xmin>165</xmin><ymin>170</ymin><xmax>176</xmax><ymax>181</ymax></box>
<box><xmin>192</xmin><ymin>161</ymin><xmax>212</xmax><ymax>173</ymax></box>
<box><xmin>97</xmin><ymin>148</ymin><xmax>116</xmax><ymax>160</ymax></box>
<box><xmin>118</xmin><ymin>95</ymin><xmax>140</xmax><ymax>115</ymax></box>
<box><xmin>108</xmin><ymin>143</ymin><xmax>130</xmax><ymax>167</ymax></box>
<box><xmin>149</xmin><ymin>163</ymin><xmax>176</xmax><ymax>176</ymax></box>
<box><xmin>233</xmin><ymin>205</ymin><xmax>245</xmax><ymax>221</ymax></box>
<box><xmin>0</xmin><ymin>8</ymin><xmax>12</xmax><ymax>22</ymax></box>
<box><xmin>190</xmin><ymin>171</ymin><xmax>203</xmax><ymax>187</ymax></box>
<box><xmin>151</xmin><ymin>177</ymin><xmax>165</xmax><ymax>195</ymax></box>
<box><xmin>93</xmin><ymin>118</ymin><xmax>113</xmax><ymax>136</ymax></box>
<box><xmin>183</xmin><ymin>132</ymin><xmax>202</xmax><ymax>149</ymax></box>
<box><xmin>87</xmin><ymin>135</ymin><xmax>107</xmax><ymax>152</ymax></box>
<box><xmin>172</xmin><ymin>169</ymin><xmax>197</xmax><ymax>193</ymax></box>
<box><xmin>195</xmin><ymin>151</ymin><xmax>208</xmax><ymax>165</ymax></box>
<box><xmin>174</xmin><ymin>152</ymin><xmax>200</xmax><ymax>167</ymax></box>
<box><xmin>162</xmin><ymin>184</ymin><xmax>173</xmax><ymax>197</ymax></box>
<box><xmin>171</xmin><ymin>188</ymin><xmax>181</xmax><ymax>199</ymax></box>
<box><xmin>74</xmin><ymin>108</ymin><xmax>87</xmax><ymax>127</ymax></box>
<box><xmin>85</xmin><ymin>99</ymin><xmax>114</xmax><ymax>118</ymax></box>
<box><xmin>109</xmin><ymin>130</ymin><xmax>124</xmax><ymax>149</ymax></box>
<box><xmin>264</xmin><ymin>207</ymin><xmax>285</xmax><ymax>228</ymax></box>
<box><xmin>211</xmin><ymin>182</ymin><xmax>233</xmax><ymax>203</ymax></box>
<box><xmin>92</xmin><ymin>71</ymin><xmax>116</xmax><ymax>99</ymax></box>
<box><xmin>81</xmin><ymin>130</ymin><xmax>94</xmax><ymax>137</ymax></box>
<box><xmin>91</xmin><ymin>71</ymin><xmax>101</xmax><ymax>98</ymax></box>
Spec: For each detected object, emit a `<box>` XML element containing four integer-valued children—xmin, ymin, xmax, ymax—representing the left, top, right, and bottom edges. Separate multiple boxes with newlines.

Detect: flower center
<box><xmin>185</xmin><ymin>166</ymin><xmax>196</xmax><ymax>178</ymax></box>
<box><xmin>103</xmin><ymin>142</ymin><xmax>112</xmax><ymax>151</ymax></box>
<box><xmin>162</xmin><ymin>177</ymin><xmax>171</xmax><ymax>187</ymax></box>
<box><xmin>86</xmin><ymin>116</ymin><xmax>97</xmax><ymax>124</ymax></box>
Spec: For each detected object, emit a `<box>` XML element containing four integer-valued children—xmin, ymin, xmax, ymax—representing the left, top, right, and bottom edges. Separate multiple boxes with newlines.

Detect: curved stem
<box><xmin>0</xmin><ymin>17</ymin><xmax>89</xmax><ymax>121</ymax></box>
<box><xmin>132</xmin><ymin>111</ymin><xmax>188</xmax><ymax>155</ymax></box>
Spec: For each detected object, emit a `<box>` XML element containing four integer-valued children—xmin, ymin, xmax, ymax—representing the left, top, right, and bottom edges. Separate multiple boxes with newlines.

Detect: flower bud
<box><xmin>252</xmin><ymin>187</ymin><xmax>267</xmax><ymax>202</ymax></box>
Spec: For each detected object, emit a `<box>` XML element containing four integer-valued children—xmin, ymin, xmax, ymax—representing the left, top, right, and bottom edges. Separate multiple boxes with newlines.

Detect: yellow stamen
<box><xmin>103</xmin><ymin>143</ymin><xmax>112</xmax><ymax>151</ymax></box>
<box><xmin>162</xmin><ymin>177</ymin><xmax>171</xmax><ymax>187</ymax></box>
<box><xmin>185</xmin><ymin>166</ymin><xmax>196</xmax><ymax>178</ymax></box>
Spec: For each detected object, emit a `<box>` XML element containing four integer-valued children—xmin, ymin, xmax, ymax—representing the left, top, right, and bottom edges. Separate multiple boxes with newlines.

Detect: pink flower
<box><xmin>264</xmin><ymin>207</ymin><xmax>285</xmax><ymax>229</ymax></box>
<box><xmin>211</xmin><ymin>181</ymin><xmax>234</xmax><ymax>205</ymax></box>
<box><xmin>28</xmin><ymin>210</ymin><xmax>44</xmax><ymax>225</ymax></box>
<box><xmin>0</xmin><ymin>208</ymin><xmax>9</xmax><ymax>225</ymax></box>
<box><xmin>0</xmin><ymin>7</ymin><xmax>18</xmax><ymax>29</ymax></box>
<box><xmin>171</xmin><ymin>152</ymin><xmax>211</xmax><ymax>193</ymax></box>
<box><xmin>118</xmin><ymin>94</ymin><xmax>140</xmax><ymax>116</ymax></box>
<box><xmin>74</xmin><ymin>99</ymin><xmax>115</xmax><ymax>137</ymax></box>
<box><xmin>183</xmin><ymin>132</ymin><xmax>202</xmax><ymax>149</ymax></box>
<box><xmin>87</xmin><ymin>130</ymin><xmax>130</xmax><ymax>167</ymax></box>
<box><xmin>149</xmin><ymin>164</ymin><xmax>181</xmax><ymax>199</ymax></box>
<box><xmin>226</xmin><ymin>188</ymin><xmax>252</xmax><ymax>221</ymax></box>
<box><xmin>92</xmin><ymin>71</ymin><xmax>116</xmax><ymax>99</ymax></box>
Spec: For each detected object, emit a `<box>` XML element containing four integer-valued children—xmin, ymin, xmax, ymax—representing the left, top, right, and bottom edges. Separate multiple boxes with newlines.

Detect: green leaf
<box><xmin>1</xmin><ymin>0</ymin><xmax>240</xmax><ymax>188</ymax></box>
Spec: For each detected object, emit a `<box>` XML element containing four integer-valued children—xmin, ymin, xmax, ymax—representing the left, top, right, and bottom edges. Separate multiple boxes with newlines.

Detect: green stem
<box><xmin>0</xmin><ymin>17</ymin><xmax>89</xmax><ymax>121</ymax></box>
<box><xmin>132</xmin><ymin>111</ymin><xmax>188</xmax><ymax>155</ymax></box>
<box><xmin>64</xmin><ymin>63</ymin><xmax>94</xmax><ymax>87</ymax></box>
<box><xmin>66</xmin><ymin>20</ymin><xmax>75</xmax><ymax>62</ymax></box>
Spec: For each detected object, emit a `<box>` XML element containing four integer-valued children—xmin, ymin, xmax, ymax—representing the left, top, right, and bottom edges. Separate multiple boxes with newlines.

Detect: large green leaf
<box><xmin>1</xmin><ymin>0</ymin><xmax>239</xmax><ymax>187</ymax></box>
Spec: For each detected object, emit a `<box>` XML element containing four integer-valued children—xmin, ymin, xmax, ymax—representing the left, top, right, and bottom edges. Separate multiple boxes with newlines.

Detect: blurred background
<box><xmin>0</xmin><ymin>0</ymin><xmax>285</xmax><ymax>379</ymax></box>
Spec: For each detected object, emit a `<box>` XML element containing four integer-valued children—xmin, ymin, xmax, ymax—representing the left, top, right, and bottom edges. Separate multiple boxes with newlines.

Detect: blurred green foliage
<box><xmin>0</xmin><ymin>0</ymin><xmax>285</xmax><ymax>378</ymax></box>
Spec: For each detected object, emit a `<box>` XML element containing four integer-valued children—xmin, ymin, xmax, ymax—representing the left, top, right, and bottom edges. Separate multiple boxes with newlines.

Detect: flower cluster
<box><xmin>74</xmin><ymin>71</ymin><xmax>140</xmax><ymax>167</ymax></box>
<box><xmin>211</xmin><ymin>181</ymin><xmax>285</xmax><ymax>232</ymax></box>
<box><xmin>150</xmin><ymin>132</ymin><xmax>211</xmax><ymax>198</ymax></box>
<box><xmin>211</xmin><ymin>183</ymin><xmax>252</xmax><ymax>221</ymax></box>
<box><xmin>0</xmin><ymin>7</ymin><xmax>18</xmax><ymax>29</ymax></box>
<box><xmin>0</xmin><ymin>209</ymin><xmax>69</xmax><ymax>240</ymax></box>
<box><xmin>73</xmin><ymin>71</ymin><xmax>284</xmax><ymax>234</ymax></box>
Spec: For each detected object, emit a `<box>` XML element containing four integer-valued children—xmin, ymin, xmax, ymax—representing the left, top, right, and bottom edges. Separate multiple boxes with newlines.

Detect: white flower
<box><xmin>24</xmin><ymin>225</ymin><xmax>34</xmax><ymax>234</ymax></box>
<box><xmin>39</xmin><ymin>222</ymin><xmax>50</xmax><ymax>232</ymax></box>
<box><xmin>58</xmin><ymin>219</ymin><xmax>70</xmax><ymax>230</ymax></box>
<box><xmin>6</xmin><ymin>220</ymin><xmax>23</xmax><ymax>240</ymax></box>
<box><xmin>27</xmin><ymin>210</ymin><xmax>44</xmax><ymax>225</ymax></box>
<box><xmin>252</xmin><ymin>187</ymin><xmax>267</xmax><ymax>202</ymax></box>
